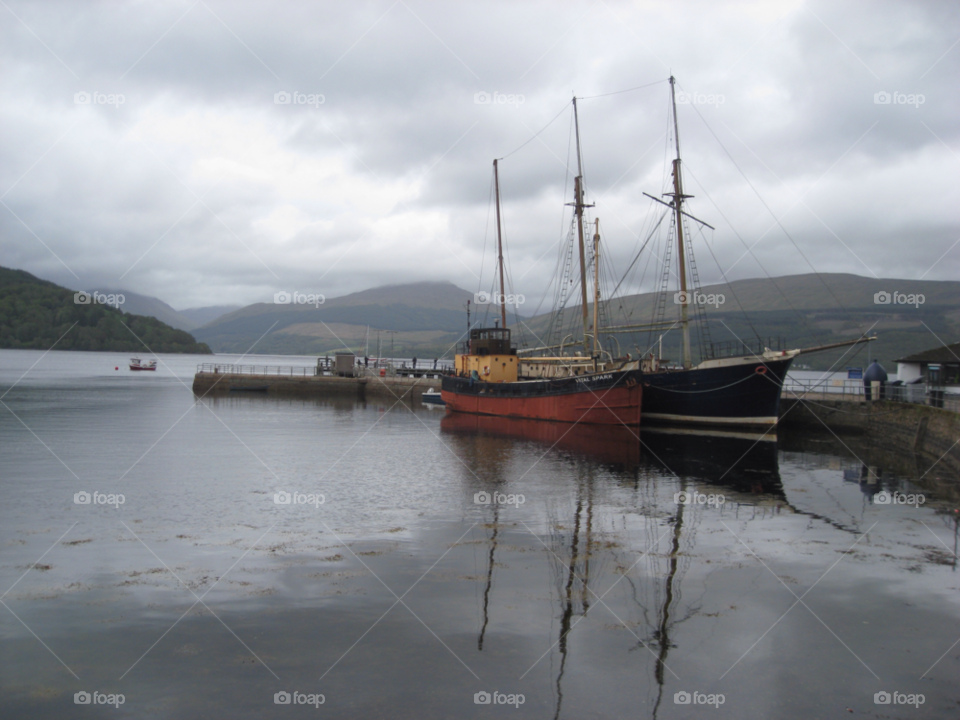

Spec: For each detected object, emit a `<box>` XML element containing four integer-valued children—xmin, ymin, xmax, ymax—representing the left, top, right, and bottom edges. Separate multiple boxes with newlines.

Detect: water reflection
<box><xmin>4</xmin><ymin>369</ymin><xmax>960</xmax><ymax>719</ymax></box>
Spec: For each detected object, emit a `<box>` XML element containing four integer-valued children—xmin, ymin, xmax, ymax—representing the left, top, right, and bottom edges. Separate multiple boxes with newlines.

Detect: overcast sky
<box><xmin>1</xmin><ymin>0</ymin><xmax>957</xmax><ymax>311</ymax></box>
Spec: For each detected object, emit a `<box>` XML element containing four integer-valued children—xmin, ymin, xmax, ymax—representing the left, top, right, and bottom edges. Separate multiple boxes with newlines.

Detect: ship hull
<box><xmin>441</xmin><ymin>369</ymin><xmax>642</xmax><ymax>426</ymax></box>
<box><xmin>642</xmin><ymin>357</ymin><xmax>793</xmax><ymax>428</ymax></box>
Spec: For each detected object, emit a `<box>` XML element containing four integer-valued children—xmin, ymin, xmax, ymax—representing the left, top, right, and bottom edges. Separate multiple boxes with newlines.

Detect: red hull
<box><xmin>441</xmin><ymin>383</ymin><xmax>641</xmax><ymax>426</ymax></box>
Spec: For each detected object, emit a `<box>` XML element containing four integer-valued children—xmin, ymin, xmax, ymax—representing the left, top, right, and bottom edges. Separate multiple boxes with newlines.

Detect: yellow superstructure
<box><xmin>455</xmin><ymin>327</ymin><xmax>518</xmax><ymax>383</ymax></box>
<box><xmin>455</xmin><ymin>353</ymin><xmax>518</xmax><ymax>382</ymax></box>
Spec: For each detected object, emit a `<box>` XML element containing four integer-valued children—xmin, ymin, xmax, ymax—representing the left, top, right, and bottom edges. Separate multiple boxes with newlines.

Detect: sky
<box><xmin>1</xmin><ymin>0</ymin><xmax>957</xmax><ymax>311</ymax></box>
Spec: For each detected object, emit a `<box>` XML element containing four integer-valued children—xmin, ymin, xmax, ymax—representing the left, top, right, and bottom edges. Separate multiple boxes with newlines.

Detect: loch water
<box><xmin>1</xmin><ymin>349</ymin><xmax>957</xmax><ymax>718</ymax></box>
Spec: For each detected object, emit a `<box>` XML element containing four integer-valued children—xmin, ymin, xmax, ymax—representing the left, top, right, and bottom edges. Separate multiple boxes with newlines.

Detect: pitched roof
<box><xmin>896</xmin><ymin>342</ymin><xmax>960</xmax><ymax>364</ymax></box>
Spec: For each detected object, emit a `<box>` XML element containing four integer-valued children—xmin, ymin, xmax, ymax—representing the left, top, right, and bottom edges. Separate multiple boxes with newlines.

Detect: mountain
<box><xmin>95</xmin><ymin>288</ymin><xmax>199</xmax><ymax>331</ymax></box>
<box><xmin>0</xmin><ymin>266</ymin><xmax>212</xmax><ymax>354</ymax></box>
<box><xmin>193</xmin><ymin>281</ymin><xmax>478</xmax><ymax>356</ymax></box>
<box><xmin>82</xmin><ymin>289</ymin><xmax>240</xmax><ymax>330</ymax></box>
<box><xmin>179</xmin><ymin>305</ymin><xmax>241</xmax><ymax>327</ymax></box>
<box><xmin>522</xmin><ymin>273</ymin><xmax>960</xmax><ymax>371</ymax></box>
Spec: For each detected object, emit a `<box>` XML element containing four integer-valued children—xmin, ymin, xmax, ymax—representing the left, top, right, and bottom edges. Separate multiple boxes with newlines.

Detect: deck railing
<box><xmin>197</xmin><ymin>363</ymin><xmax>317</xmax><ymax>376</ymax></box>
<box><xmin>782</xmin><ymin>377</ymin><xmax>960</xmax><ymax>412</ymax></box>
<box><xmin>196</xmin><ymin>361</ymin><xmax>455</xmax><ymax>380</ymax></box>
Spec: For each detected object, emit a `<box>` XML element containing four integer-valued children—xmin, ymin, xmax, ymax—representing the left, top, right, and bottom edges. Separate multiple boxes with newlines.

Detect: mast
<box><xmin>668</xmin><ymin>77</ymin><xmax>692</xmax><ymax>369</ymax></box>
<box><xmin>572</xmin><ymin>97</ymin><xmax>593</xmax><ymax>355</ymax></box>
<box><xmin>493</xmin><ymin>159</ymin><xmax>508</xmax><ymax>331</ymax></box>
<box><xmin>592</xmin><ymin>219</ymin><xmax>601</xmax><ymax>356</ymax></box>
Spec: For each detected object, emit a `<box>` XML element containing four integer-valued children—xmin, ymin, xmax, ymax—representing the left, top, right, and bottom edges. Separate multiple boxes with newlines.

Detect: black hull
<box><xmin>642</xmin><ymin>357</ymin><xmax>793</xmax><ymax>428</ymax></box>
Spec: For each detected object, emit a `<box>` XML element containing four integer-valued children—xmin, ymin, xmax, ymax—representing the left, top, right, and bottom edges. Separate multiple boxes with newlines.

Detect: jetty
<box><xmin>192</xmin><ymin>361</ymin><xmax>448</xmax><ymax>402</ymax></box>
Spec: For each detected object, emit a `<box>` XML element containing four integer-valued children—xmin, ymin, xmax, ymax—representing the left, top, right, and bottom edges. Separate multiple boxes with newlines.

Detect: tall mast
<box><xmin>493</xmin><ymin>159</ymin><xmax>508</xmax><ymax>331</ymax></box>
<box><xmin>669</xmin><ymin>77</ymin><xmax>692</xmax><ymax>369</ymax></box>
<box><xmin>572</xmin><ymin>97</ymin><xmax>593</xmax><ymax>355</ymax></box>
<box><xmin>592</xmin><ymin>218</ymin><xmax>601</xmax><ymax>356</ymax></box>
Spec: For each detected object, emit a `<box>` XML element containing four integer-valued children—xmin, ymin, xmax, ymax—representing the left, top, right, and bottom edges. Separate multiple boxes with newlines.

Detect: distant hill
<box><xmin>95</xmin><ymin>288</ymin><xmax>199</xmax><ymax>331</ymax></box>
<box><xmin>179</xmin><ymin>305</ymin><xmax>240</xmax><ymax>327</ymax></box>
<box><xmin>0</xmin><ymin>266</ymin><xmax>212</xmax><ymax>354</ymax></box>
<box><xmin>193</xmin><ymin>281</ymin><xmax>477</xmax><ymax>355</ymax></box>
<box><xmin>521</xmin><ymin>273</ymin><xmax>960</xmax><ymax>371</ymax></box>
<box><xmin>189</xmin><ymin>273</ymin><xmax>960</xmax><ymax>365</ymax></box>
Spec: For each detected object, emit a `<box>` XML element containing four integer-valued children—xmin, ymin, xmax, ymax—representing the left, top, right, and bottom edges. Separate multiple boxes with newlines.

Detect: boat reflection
<box><xmin>639</xmin><ymin>426</ymin><xmax>783</xmax><ymax>499</ymax></box>
<box><xmin>440</xmin><ymin>412</ymin><xmax>642</xmax><ymax>468</ymax></box>
<box><xmin>444</xmin><ymin>414</ymin><xmax>788</xmax><ymax>718</ymax></box>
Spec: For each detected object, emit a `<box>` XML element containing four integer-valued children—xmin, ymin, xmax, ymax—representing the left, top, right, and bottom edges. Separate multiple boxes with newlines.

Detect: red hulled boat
<box><xmin>440</xmin><ymin>327</ymin><xmax>642</xmax><ymax>426</ymax></box>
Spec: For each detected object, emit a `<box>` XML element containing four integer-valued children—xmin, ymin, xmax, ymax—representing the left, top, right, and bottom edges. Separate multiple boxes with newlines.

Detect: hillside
<box><xmin>95</xmin><ymin>288</ymin><xmax>200</xmax><ymax>331</ymax></box>
<box><xmin>179</xmin><ymin>305</ymin><xmax>240</xmax><ymax>327</ymax></box>
<box><xmin>193</xmin><ymin>281</ymin><xmax>476</xmax><ymax>355</ymax></box>
<box><xmin>521</xmin><ymin>273</ymin><xmax>960</xmax><ymax>371</ymax></box>
<box><xmin>0</xmin><ymin>267</ymin><xmax>212</xmax><ymax>354</ymax></box>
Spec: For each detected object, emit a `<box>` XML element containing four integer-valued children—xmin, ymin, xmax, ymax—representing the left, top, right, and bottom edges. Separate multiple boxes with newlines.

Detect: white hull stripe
<box><xmin>643</xmin><ymin>412</ymin><xmax>779</xmax><ymax>427</ymax></box>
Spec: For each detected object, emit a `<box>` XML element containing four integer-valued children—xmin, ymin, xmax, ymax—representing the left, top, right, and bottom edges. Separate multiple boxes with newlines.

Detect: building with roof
<box><xmin>895</xmin><ymin>342</ymin><xmax>960</xmax><ymax>391</ymax></box>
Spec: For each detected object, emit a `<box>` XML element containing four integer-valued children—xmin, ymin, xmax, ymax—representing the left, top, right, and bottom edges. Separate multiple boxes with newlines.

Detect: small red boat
<box><xmin>129</xmin><ymin>357</ymin><xmax>157</xmax><ymax>371</ymax></box>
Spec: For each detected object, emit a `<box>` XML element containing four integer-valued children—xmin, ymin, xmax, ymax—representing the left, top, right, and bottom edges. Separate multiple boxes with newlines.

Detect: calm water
<box><xmin>1</xmin><ymin>349</ymin><xmax>958</xmax><ymax>718</ymax></box>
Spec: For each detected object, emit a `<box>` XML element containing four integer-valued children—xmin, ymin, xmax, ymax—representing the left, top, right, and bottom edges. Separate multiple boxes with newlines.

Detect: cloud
<box><xmin>1</xmin><ymin>0</ymin><xmax>957</xmax><ymax>310</ymax></box>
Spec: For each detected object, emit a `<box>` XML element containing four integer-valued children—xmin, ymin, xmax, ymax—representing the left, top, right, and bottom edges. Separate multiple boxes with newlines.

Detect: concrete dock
<box><xmin>192</xmin><ymin>367</ymin><xmax>444</xmax><ymax>403</ymax></box>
